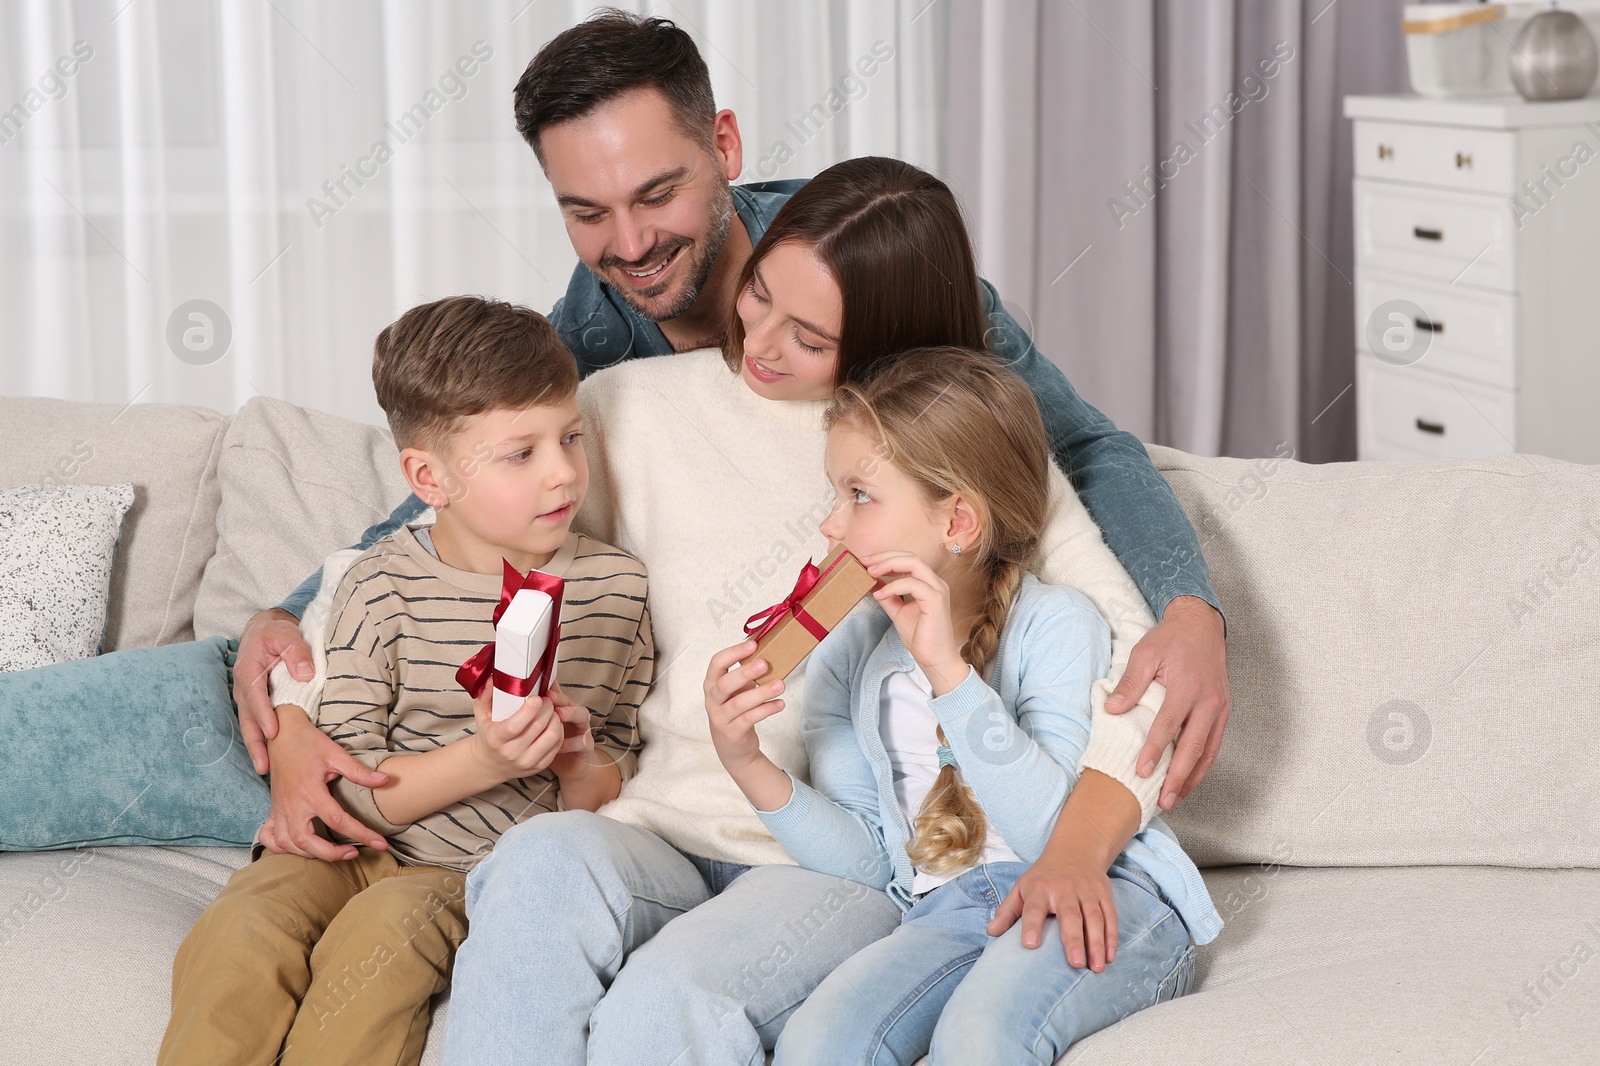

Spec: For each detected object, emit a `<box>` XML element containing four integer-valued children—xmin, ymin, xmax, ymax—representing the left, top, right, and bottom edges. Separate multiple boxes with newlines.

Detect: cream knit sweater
<box><xmin>273</xmin><ymin>350</ymin><xmax>1172</xmax><ymax>867</ymax></box>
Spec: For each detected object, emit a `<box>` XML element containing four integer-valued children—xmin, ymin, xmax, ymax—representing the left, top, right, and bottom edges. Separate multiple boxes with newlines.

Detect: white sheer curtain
<box><xmin>0</xmin><ymin>0</ymin><xmax>944</xmax><ymax>427</ymax></box>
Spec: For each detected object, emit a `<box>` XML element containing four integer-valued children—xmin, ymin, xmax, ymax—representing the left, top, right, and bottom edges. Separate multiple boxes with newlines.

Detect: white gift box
<box><xmin>491</xmin><ymin>586</ymin><xmax>557</xmax><ymax>721</ymax></box>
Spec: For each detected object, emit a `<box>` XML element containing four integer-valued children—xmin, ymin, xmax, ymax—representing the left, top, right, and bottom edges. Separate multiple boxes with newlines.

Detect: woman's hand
<box><xmin>257</xmin><ymin>704</ymin><xmax>391</xmax><ymax>861</ymax></box>
<box><xmin>987</xmin><ymin>856</ymin><xmax>1120</xmax><ymax>973</ymax></box>
<box><xmin>703</xmin><ymin>640</ymin><xmax>786</xmax><ymax>773</ymax></box>
<box><xmin>468</xmin><ymin>683</ymin><xmax>566</xmax><ymax>783</ymax></box>
<box><xmin>235</xmin><ymin>608</ymin><xmax>317</xmax><ymax>774</ymax></box>
<box><xmin>861</xmin><ymin>551</ymin><xmax>967</xmax><ymax>695</ymax></box>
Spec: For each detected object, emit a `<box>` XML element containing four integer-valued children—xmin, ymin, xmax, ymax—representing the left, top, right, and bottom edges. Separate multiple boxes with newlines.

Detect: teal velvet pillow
<box><xmin>0</xmin><ymin>636</ymin><xmax>269</xmax><ymax>849</ymax></box>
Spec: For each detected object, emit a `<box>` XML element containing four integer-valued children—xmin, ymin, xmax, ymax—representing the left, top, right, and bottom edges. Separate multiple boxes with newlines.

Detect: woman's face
<box><xmin>733</xmin><ymin>241</ymin><xmax>842</xmax><ymax>401</ymax></box>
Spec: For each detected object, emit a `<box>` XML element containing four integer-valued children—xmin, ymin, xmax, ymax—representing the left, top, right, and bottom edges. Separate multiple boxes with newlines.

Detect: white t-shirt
<box><xmin>879</xmin><ymin>663</ymin><xmax>1023</xmax><ymax>895</ymax></box>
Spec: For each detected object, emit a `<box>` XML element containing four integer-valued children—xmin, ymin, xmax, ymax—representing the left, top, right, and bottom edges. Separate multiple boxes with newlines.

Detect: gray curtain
<box><xmin>942</xmin><ymin>0</ymin><xmax>1410</xmax><ymax>461</ymax></box>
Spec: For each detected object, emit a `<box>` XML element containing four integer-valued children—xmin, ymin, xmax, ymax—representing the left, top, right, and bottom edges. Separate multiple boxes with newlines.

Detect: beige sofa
<box><xmin>2</xmin><ymin>392</ymin><xmax>1597</xmax><ymax>1065</ymax></box>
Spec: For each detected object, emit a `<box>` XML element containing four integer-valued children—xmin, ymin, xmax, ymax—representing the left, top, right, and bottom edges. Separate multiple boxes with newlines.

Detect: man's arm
<box><xmin>981</xmin><ymin>280</ymin><xmax>1231</xmax><ymax>807</ymax></box>
<box><xmin>981</xmin><ymin>280</ymin><xmax>1218</xmax><ymax>621</ymax></box>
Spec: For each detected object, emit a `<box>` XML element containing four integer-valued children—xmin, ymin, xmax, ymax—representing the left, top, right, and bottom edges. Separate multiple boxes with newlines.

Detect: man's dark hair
<box><xmin>513</xmin><ymin>9</ymin><xmax>715</xmax><ymax>163</ymax></box>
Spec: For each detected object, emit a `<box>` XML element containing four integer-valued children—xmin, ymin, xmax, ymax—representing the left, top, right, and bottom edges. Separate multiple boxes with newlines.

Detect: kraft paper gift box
<box><xmin>456</xmin><ymin>559</ymin><xmax>564</xmax><ymax>721</ymax></box>
<box><xmin>738</xmin><ymin>545</ymin><xmax>882</xmax><ymax>682</ymax></box>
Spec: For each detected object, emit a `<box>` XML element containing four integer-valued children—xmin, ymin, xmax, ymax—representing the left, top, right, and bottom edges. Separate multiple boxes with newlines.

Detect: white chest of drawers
<box><xmin>1345</xmin><ymin>94</ymin><xmax>1600</xmax><ymax>464</ymax></box>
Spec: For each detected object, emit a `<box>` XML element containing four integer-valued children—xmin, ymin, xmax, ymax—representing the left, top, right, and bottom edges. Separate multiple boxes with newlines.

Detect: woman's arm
<box><xmin>985</xmin><ymin>769</ymin><xmax>1141</xmax><ymax>972</ymax></box>
<box><xmin>235</xmin><ymin>493</ymin><xmax>430</xmax><ymax>770</ymax></box>
<box><xmin>255</xmin><ymin>703</ymin><xmax>391</xmax><ymax>860</ymax></box>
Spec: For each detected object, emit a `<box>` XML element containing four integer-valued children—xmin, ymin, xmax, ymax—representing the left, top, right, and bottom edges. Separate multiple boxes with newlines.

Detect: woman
<box><xmin>437</xmin><ymin>157</ymin><xmax>1206</xmax><ymax>1064</ymax></box>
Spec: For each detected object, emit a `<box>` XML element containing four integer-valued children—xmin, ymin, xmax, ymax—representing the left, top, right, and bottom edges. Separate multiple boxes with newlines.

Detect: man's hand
<box><xmin>235</xmin><ymin>608</ymin><xmax>317</xmax><ymax>774</ymax></box>
<box><xmin>256</xmin><ymin>704</ymin><xmax>391</xmax><ymax>861</ymax></box>
<box><xmin>1104</xmin><ymin>595</ymin><xmax>1230</xmax><ymax>811</ymax></box>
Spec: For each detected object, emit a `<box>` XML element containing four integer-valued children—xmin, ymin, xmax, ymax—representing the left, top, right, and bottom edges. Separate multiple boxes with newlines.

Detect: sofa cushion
<box><xmin>0</xmin><ymin>398</ymin><xmax>226</xmax><ymax>651</ymax></box>
<box><xmin>0</xmin><ymin>846</ymin><xmax>450</xmax><ymax>1064</ymax></box>
<box><xmin>193</xmin><ymin>397</ymin><xmax>411</xmax><ymax>640</ymax></box>
<box><xmin>1149</xmin><ymin>445</ymin><xmax>1600</xmax><ymax>871</ymax></box>
<box><xmin>7</xmin><ymin>848</ymin><xmax>1589</xmax><ymax>1065</ymax></box>
<box><xmin>1061</xmin><ymin>864</ymin><xmax>1600</xmax><ymax>1063</ymax></box>
<box><xmin>0</xmin><ymin>638</ymin><xmax>268</xmax><ymax>850</ymax></box>
<box><xmin>0</xmin><ymin>483</ymin><xmax>135</xmax><ymax>671</ymax></box>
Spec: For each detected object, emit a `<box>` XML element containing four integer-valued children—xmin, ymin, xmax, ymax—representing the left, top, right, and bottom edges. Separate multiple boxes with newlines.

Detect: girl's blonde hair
<box><xmin>824</xmin><ymin>348</ymin><xmax>1052</xmax><ymax>875</ymax></box>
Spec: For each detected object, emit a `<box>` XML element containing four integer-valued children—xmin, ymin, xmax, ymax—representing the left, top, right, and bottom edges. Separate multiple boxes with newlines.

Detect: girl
<box><xmin>705</xmin><ymin>350</ymin><xmax>1221</xmax><ymax>1064</ymax></box>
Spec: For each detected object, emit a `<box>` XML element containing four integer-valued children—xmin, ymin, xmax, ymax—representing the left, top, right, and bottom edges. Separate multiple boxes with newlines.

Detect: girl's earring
<box><xmin>950</xmin><ymin>542</ymin><xmax>962</xmax><ymax>556</ymax></box>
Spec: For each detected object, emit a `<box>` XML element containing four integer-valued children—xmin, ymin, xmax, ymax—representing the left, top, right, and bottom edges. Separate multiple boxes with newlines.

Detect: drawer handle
<box><xmin>1378</xmin><ymin>144</ymin><xmax>1394</xmax><ymax>160</ymax></box>
<box><xmin>1413</xmin><ymin>226</ymin><xmax>1443</xmax><ymax>241</ymax></box>
<box><xmin>1415</xmin><ymin>418</ymin><xmax>1446</xmax><ymax>436</ymax></box>
<box><xmin>1414</xmin><ymin>317</ymin><xmax>1443</xmax><ymax>334</ymax></box>
<box><xmin>1455</xmin><ymin>152</ymin><xmax>1472</xmax><ymax>169</ymax></box>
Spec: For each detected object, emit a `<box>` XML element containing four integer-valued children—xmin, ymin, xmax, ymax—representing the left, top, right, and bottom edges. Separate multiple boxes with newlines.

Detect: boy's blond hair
<box><xmin>372</xmin><ymin>295</ymin><xmax>579</xmax><ymax>453</ymax></box>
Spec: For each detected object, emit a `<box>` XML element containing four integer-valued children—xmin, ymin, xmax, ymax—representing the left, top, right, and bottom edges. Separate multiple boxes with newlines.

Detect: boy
<box><xmin>158</xmin><ymin>296</ymin><xmax>653</xmax><ymax>1066</ymax></box>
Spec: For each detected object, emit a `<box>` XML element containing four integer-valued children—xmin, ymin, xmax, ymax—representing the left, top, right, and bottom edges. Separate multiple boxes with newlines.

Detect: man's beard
<box><xmin>595</xmin><ymin>173</ymin><xmax>735</xmax><ymax>324</ymax></box>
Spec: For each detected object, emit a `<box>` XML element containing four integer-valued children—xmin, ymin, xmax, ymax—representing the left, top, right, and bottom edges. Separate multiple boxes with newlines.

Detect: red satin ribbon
<box><xmin>456</xmin><ymin>558</ymin><xmax>564</xmax><ymax>701</ymax></box>
<box><xmin>743</xmin><ymin>550</ymin><xmax>857</xmax><ymax>644</ymax></box>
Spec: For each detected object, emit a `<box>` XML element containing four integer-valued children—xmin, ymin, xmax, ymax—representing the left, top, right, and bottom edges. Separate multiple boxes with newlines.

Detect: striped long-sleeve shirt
<box><xmin>317</xmin><ymin>524</ymin><xmax>652</xmax><ymax>871</ymax></box>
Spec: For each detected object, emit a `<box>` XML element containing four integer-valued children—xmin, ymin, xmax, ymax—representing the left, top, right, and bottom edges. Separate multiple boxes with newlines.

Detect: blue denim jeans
<box><xmin>438</xmin><ymin>810</ymin><xmax>902</xmax><ymax>1066</ymax></box>
<box><xmin>773</xmin><ymin>858</ymin><xmax>1197</xmax><ymax>1066</ymax></box>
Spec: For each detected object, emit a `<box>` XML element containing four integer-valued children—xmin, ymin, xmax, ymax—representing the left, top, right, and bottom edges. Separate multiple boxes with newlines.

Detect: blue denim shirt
<box><xmin>278</xmin><ymin>180</ymin><xmax>1219</xmax><ymax>623</ymax></box>
<box><xmin>756</xmin><ymin>574</ymin><xmax>1222</xmax><ymax>944</ymax></box>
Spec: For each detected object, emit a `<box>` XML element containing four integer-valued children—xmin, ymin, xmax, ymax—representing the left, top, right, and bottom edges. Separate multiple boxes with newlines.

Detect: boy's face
<box><xmin>415</xmin><ymin>395</ymin><xmax>588</xmax><ymax>571</ymax></box>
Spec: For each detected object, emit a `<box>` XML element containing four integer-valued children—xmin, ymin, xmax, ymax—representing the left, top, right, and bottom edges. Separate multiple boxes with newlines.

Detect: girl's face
<box><xmin>734</xmin><ymin>241</ymin><xmax>842</xmax><ymax>401</ymax></box>
<box><xmin>819</xmin><ymin>423</ymin><xmax>972</xmax><ymax>580</ymax></box>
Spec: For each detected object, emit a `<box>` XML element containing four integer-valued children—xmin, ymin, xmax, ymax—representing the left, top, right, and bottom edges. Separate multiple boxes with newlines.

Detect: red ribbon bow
<box><xmin>742</xmin><ymin>550</ymin><xmax>855</xmax><ymax>645</ymax></box>
<box><xmin>456</xmin><ymin>559</ymin><xmax>564</xmax><ymax>702</ymax></box>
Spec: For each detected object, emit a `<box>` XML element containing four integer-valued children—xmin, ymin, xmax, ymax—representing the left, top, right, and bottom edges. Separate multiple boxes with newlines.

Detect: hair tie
<box><xmin>936</xmin><ymin>744</ymin><xmax>957</xmax><ymax>770</ymax></box>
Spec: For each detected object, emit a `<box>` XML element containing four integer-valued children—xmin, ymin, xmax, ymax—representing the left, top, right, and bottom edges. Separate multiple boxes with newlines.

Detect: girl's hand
<box><xmin>986</xmin><ymin>857</ymin><xmax>1120</xmax><ymax>973</ymax></box>
<box><xmin>546</xmin><ymin>681</ymin><xmax>600</xmax><ymax>779</ymax></box>
<box><xmin>703</xmin><ymin>640</ymin><xmax>786</xmax><ymax>773</ymax></box>
<box><xmin>861</xmin><ymin>551</ymin><xmax>967</xmax><ymax>695</ymax></box>
<box><xmin>468</xmin><ymin>683</ymin><xmax>565</xmax><ymax>783</ymax></box>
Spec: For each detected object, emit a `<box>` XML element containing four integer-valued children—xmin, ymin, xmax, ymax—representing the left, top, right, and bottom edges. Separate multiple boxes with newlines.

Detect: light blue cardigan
<box><xmin>756</xmin><ymin>573</ymin><xmax>1223</xmax><ymax>945</ymax></box>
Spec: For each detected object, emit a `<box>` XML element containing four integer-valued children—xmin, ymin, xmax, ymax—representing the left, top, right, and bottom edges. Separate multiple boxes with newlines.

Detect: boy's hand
<box><xmin>861</xmin><ymin>551</ymin><xmax>968</xmax><ymax>696</ymax></box>
<box><xmin>987</xmin><ymin>856</ymin><xmax>1120</xmax><ymax>973</ymax></box>
<box><xmin>704</xmin><ymin>640</ymin><xmax>786</xmax><ymax>772</ymax></box>
<box><xmin>468</xmin><ymin>683</ymin><xmax>565</xmax><ymax>783</ymax></box>
<box><xmin>547</xmin><ymin>681</ymin><xmax>600</xmax><ymax>779</ymax></box>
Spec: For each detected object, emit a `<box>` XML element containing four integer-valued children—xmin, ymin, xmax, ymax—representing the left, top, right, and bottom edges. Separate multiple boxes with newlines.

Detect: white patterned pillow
<box><xmin>0</xmin><ymin>484</ymin><xmax>137</xmax><ymax>672</ymax></box>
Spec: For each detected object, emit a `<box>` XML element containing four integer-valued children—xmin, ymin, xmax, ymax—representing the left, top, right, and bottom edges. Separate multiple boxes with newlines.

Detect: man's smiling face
<box><xmin>540</xmin><ymin>86</ymin><xmax>736</xmax><ymax>323</ymax></box>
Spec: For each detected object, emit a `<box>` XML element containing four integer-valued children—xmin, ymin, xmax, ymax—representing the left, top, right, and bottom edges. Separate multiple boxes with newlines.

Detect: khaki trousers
<box><xmin>158</xmin><ymin>848</ymin><xmax>467</xmax><ymax>1066</ymax></box>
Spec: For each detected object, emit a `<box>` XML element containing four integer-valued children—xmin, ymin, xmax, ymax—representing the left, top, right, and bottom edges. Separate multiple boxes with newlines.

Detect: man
<box><xmin>232</xmin><ymin>8</ymin><xmax>1230</xmax><ymax>1059</ymax></box>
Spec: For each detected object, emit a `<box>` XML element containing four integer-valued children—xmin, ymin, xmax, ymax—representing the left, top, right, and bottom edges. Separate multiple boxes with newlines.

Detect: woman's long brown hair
<box><xmin>825</xmin><ymin>348</ymin><xmax>1052</xmax><ymax>875</ymax></box>
<box><xmin>722</xmin><ymin>156</ymin><xmax>987</xmax><ymax>385</ymax></box>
